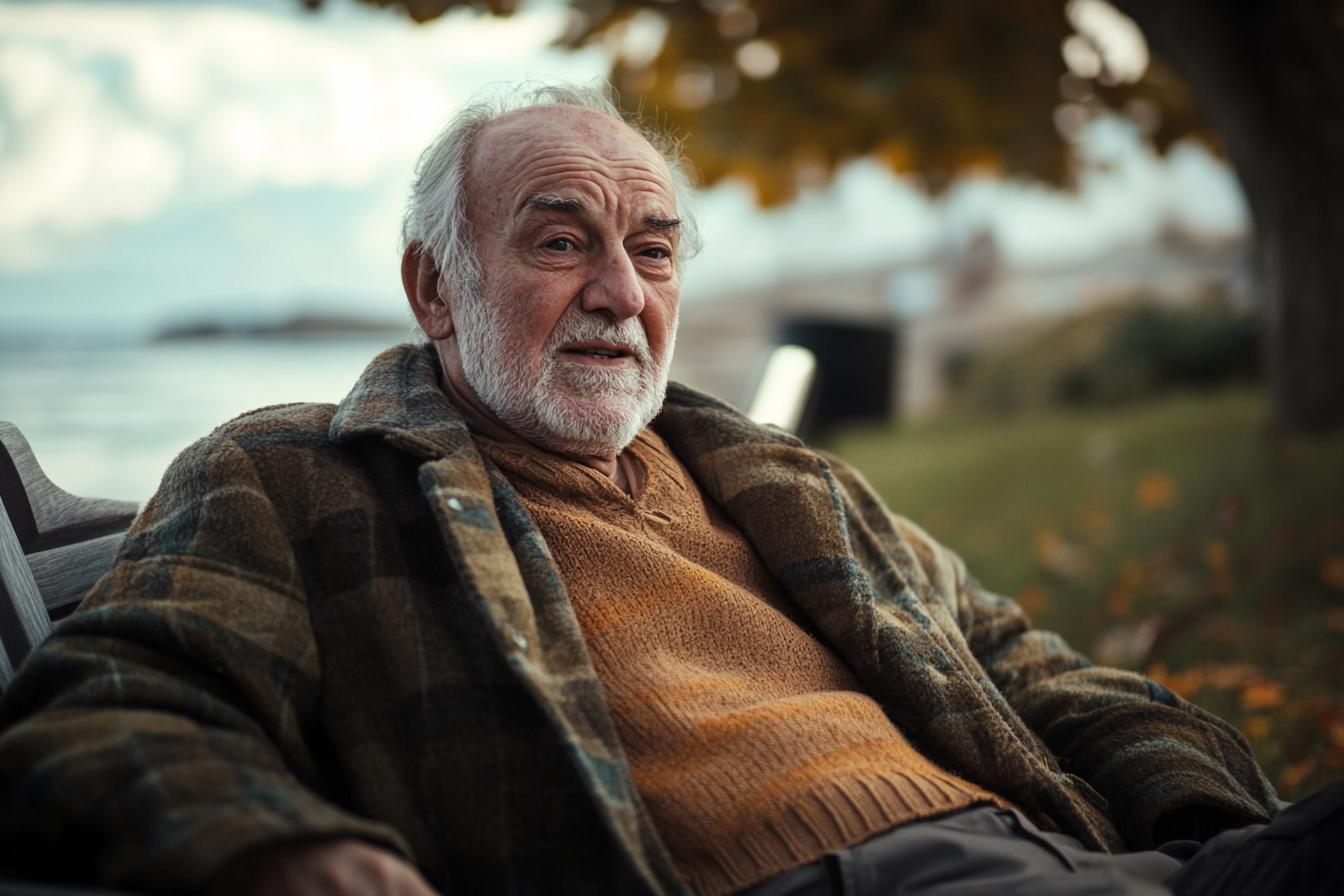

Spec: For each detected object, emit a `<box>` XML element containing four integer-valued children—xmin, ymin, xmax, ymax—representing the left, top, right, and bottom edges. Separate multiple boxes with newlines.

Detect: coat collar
<box><xmin>328</xmin><ymin>343</ymin><xmax>473</xmax><ymax>460</ymax></box>
<box><xmin>327</xmin><ymin>343</ymin><xmax>864</xmax><ymax>624</ymax></box>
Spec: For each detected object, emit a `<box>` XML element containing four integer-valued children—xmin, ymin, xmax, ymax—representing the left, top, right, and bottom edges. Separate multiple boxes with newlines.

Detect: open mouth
<box><xmin>562</xmin><ymin>344</ymin><xmax>632</xmax><ymax>361</ymax></box>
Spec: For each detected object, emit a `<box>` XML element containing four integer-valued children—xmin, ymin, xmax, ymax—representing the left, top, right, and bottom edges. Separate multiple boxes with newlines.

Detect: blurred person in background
<box><xmin>1</xmin><ymin>82</ymin><xmax>1341</xmax><ymax>896</ymax></box>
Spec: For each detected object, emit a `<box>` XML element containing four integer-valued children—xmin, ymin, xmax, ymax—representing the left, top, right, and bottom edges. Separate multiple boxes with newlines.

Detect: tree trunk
<box><xmin>1114</xmin><ymin>0</ymin><xmax>1344</xmax><ymax>435</ymax></box>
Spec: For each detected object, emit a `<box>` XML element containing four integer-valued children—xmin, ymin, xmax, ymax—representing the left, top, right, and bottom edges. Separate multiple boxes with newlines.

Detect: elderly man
<box><xmin>0</xmin><ymin>83</ymin><xmax>1339</xmax><ymax>896</ymax></box>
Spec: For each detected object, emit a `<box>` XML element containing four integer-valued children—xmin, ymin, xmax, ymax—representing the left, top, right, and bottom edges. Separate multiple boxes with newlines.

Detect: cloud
<box><xmin>0</xmin><ymin>39</ymin><xmax>184</xmax><ymax>267</ymax></box>
<box><xmin>1163</xmin><ymin>140</ymin><xmax>1248</xmax><ymax>240</ymax></box>
<box><xmin>941</xmin><ymin>116</ymin><xmax>1248</xmax><ymax>269</ymax></box>
<box><xmin>0</xmin><ymin>1</ymin><xmax>605</xmax><ymax>271</ymax></box>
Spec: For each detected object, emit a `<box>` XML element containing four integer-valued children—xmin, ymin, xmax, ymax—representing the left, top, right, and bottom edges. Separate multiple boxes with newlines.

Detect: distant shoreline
<box><xmin>155</xmin><ymin>314</ymin><xmax>406</xmax><ymax>342</ymax></box>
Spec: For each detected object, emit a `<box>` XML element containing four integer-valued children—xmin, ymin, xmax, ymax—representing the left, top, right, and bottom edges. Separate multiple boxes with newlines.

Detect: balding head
<box><xmin>463</xmin><ymin>104</ymin><xmax>679</xmax><ymax>253</ymax></box>
<box><xmin>401</xmin><ymin>82</ymin><xmax>699</xmax><ymax>304</ymax></box>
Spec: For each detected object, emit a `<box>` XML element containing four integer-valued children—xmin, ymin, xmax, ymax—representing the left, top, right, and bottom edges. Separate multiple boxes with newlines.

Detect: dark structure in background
<box><xmin>776</xmin><ymin>317</ymin><xmax>898</xmax><ymax>443</ymax></box>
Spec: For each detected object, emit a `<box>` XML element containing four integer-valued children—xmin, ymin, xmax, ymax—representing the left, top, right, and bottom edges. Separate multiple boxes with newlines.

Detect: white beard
<box><xmin>455</xmin><ymin>291</ymin><xmax>675</xmax><ymax>457</ymax></box>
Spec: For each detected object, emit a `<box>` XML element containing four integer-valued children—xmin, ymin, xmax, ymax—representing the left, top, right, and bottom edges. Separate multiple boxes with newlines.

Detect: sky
<box><xmin>0</xmin><ymin>0</ymin><xmax>1251</xmax><ymax>339</ymax></box>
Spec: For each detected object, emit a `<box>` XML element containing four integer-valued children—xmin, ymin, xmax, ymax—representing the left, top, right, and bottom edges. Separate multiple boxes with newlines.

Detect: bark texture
<box><xmin>1115</xmin><ymin>0</ymin><xmax>1344</xmax><ymax>434</ymax></box>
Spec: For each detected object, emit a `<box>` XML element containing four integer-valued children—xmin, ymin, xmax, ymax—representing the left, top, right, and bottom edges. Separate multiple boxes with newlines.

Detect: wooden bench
<box><xmin>0</xmin><ymin>422</ymin><xmax>138</xmax><ymax>692</ymax></box>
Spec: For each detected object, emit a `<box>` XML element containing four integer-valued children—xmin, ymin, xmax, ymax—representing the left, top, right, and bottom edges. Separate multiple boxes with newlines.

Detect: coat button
<box><xmin>507</xmin><ymin>625</ymin><xmax>527</xmax><ymax>650</ymax></box>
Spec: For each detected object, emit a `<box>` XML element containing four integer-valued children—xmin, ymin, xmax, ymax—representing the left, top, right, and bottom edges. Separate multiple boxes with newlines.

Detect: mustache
<box><xmin>544</xmin><ymin>309</ymin><xmax>653</xmax><ymax>368</ymax></box>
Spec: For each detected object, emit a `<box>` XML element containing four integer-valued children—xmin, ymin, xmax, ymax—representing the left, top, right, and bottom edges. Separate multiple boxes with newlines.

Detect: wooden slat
<box><xmin>0</xmin><ymin>423</ymin><xmax>140</xmax><ymax>690</ymax></box>
<box><xmin>28</xmin><ymin>533</ymin><xmax>126</xmax><ymax>614</ymax></box>
<box><xmin>0</xmin><ymin>606</ymin><xmax>13</xmax><ymax>692</ymax></box>
<box><xmin>0</xmin><ymin>493</ymin><xmax>50</xmax><ymax>684</ymax></box>
<box><xmin>0</xmin><ymin>422</ymin><xmax>138</xmax><ymax>554</ymax></box>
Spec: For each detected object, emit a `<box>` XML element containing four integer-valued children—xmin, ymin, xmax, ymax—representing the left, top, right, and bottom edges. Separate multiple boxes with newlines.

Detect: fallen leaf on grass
<box><xmin>1239</xmin><ymin>715</ymin><xmax>1270</xmax><ymax>741</ymax></box>
<box><xmin>1136</xmin><ymin>472</ymin><xmax>1176</xmax><ymax>512</ymax></box>
<box><xmin>1279</xmin><ymin>757</ymin><xmax>1318</xmax><ymax>795</ymax></box>
<box><xmin>1077</xmin><ymin>504</ymin><xmax>1112</xmax><ymax>539</ymax></box>
<box><xmin>1143</xmin><ymin>662</ymin><xmax>1267</xmax><ymax>699</ymax></box>
<box><xmin>1034</xmin><ymin>526</ymin><xmax>1087</xmax><ymax>579</ymax></box>
<box><xmin>1204</xmin><ymin>539</ymin><xmax>1230</xmax><ymax>572</ymax></box>
<box><xmin>1145</xmin><ymin>660</ymin><xmax>1202</xmax><ymax>698</ymax></box>
<box><xmin>1240</xmin><ymin>681</ymin><xmax>1287</xmax><ymax>710</ymax></box>
<box><xmin>1119</xmin><ymin>558</ymin><xmax>1144</xmax><ymax>589</ymax></box>
<box><xmin>1105</xmin><ymin>559</ymin><xmax>1145</xmax><ymax>618</ymax></box>
<box><xmin>1320</xmin><ymin>713</ymin><xmax>1344</xmax><ymax>749</ymax></box>
<box><xmin>1013</xmin><ymin>584</ymin><xmax>1049</xmax><ymax>617</ymax></box>
<box><xmin>1326</xmin><ymin>607</ymin><xmax>1344</xmax><ymax>634</ymax></box>
<box><xmin>1105</xmin><ymin>586</ymin><xmax>1133</xmax><ymax>618</ymax></box>
<box><xmin>1203</xmin><ymin>663</ymin><xmax>1260</xmax><ymax>690</ymax></box>
<box><xmin>1167</xmin><ymin>669</ymin><xmax>1205</xmax><ymax>698</ymax></box>
<box><xmin>1322</xmin><ymin>554</ymin><xmax>1344</xmax><ymax>592</ymax></box>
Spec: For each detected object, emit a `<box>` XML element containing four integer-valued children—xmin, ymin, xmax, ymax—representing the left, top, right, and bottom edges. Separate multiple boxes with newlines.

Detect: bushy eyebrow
<box><xmin>645</xmin><ymin>217</ymin><xmax>681</xmax><ymax>233</ymax></box>
<box><xmin>526</xmin><ymin>194</ymin><xmax>583</xmax><ymax>214</ymax></box>
<box><xmin>524</xmin><ymin>194</ymin><xmax>680</xmax><ymax>234</ymax></box>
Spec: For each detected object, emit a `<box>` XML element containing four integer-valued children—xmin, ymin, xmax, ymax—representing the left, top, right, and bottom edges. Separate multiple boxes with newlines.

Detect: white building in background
<box><xmin>669</xmin><ymin>233</ymin><xmax>1251</xmax><ymax>420</ymax></box>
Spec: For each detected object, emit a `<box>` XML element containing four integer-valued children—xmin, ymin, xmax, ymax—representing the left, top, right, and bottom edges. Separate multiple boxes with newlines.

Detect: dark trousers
<box><xmin>739</xmin><ymin>781</ymin><xmax>1344</xmax><ymax>896</ymax></box>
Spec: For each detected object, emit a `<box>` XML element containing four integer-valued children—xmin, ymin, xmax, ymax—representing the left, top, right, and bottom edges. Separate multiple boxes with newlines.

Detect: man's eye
<box><xmin>639</xmin><ymin>246</ymin><xmax>670</xmax><ymax>259</ymax></box>
<box><xmin>545</xmin><ymin>238</ymin><xmax>574</xmax><ymax>251</ymax></box>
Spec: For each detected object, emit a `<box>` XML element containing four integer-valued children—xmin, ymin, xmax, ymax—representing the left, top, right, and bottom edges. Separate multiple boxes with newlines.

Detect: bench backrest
<box><xmin>0</xmin><ymin>422</ymin><xmax>139</xmax><ymax>691</ymax></box>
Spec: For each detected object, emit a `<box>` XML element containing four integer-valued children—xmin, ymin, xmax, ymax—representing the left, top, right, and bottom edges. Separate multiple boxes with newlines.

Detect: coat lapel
<box><xmin>332</xmin><ymin>344</ymin><xmax>688</xmax><ymax>895</ymax></box>
<box><xmin>655</xmin><ymin>384</ymin><xmax>976</xmax><ymax>701</ymax></box>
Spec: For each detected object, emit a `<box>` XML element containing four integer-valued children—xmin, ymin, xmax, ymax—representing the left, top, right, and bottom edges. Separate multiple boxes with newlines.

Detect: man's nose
<box><xmin>580</xmin><ymin>247</ymin><xmax>645</xmax><ymax>321</ymax></box>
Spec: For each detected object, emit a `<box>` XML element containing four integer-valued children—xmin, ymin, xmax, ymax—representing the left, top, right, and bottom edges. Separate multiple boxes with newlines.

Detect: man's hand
<box><xmin>206</xmin><ymin>837</ymin><xmax>441</xmax><ymax>896</ymax></box>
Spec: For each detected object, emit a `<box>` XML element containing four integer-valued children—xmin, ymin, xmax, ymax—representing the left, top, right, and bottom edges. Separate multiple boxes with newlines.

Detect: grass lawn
<box><xmin>828</xmin><ymin>386</ymin><xmax>1344</xmax><ymax>800</ymax></box>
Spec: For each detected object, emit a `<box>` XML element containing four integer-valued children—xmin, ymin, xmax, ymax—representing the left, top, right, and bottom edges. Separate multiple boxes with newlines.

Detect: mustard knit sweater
<box><xmin>478</xmin><ymin>429</ymin><xmax>1004</xmax><ymax>896</ymax></box>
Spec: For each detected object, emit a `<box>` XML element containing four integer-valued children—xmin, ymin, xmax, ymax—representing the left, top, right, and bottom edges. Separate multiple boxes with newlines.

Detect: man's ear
<box><xmin>402</xmin><ymin>244</ymin><xmax>455</xmax><ymax>340</ymax></box>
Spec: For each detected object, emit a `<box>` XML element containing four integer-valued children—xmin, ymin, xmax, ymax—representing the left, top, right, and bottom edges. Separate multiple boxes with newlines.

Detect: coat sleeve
<box><xmin>0</xmin><ymin>424</ymin><xmax>410</xmax><ymax>892</ymax></box>
<box><xmin>820</xmin><ymin>451</ymin><xmax>1278</xmax><ymax>850</ymax></box>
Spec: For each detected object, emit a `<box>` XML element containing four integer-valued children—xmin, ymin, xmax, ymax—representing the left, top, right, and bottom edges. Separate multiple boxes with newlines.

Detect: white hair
<box><xmin>400</xmin><ymin>80</ymin><xmax>701</xmax><ymax>299</ymax></box>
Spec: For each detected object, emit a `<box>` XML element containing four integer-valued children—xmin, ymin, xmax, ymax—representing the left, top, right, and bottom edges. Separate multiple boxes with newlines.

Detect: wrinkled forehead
<box><xmin>465</xmin><ymin>105</ymin><xmax>677</xmax><ymax>223</ymax></box>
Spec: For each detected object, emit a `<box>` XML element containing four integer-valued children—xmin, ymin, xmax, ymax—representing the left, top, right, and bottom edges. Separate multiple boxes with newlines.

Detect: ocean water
<box><xmin>1</xmin><ymin>335</ymin><xmax>410</xmax><ymax>503</ymax></box>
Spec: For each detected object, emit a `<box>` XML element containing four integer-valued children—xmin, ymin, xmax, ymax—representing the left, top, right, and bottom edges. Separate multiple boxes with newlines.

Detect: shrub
<box><xmin>950</xmin><ymin>293</ymin><xmax>1260</xmax><ymax>415</ymax></box>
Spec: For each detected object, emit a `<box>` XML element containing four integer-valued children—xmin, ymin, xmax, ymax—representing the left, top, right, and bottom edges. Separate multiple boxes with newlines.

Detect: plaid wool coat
<box><xmin>0</xmin><ymin>344</ymin><xmax>1277</xmax><ymax>894</ymax></box>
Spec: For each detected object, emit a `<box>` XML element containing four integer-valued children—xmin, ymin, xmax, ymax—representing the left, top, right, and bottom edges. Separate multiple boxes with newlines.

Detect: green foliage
<box><xmin>951</xmin><ymin>295</ymin><xmax>1259</xmax><ymax>415</ymax></box>
<box><xmin>832</xmin><ymin>388</ymin><xmax>1344</xmax><ymax>799</ymax></box>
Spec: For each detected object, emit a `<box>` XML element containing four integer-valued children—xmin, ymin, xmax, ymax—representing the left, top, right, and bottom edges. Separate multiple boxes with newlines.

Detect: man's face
<box><xmin>447</xmin><ymin>105</ymin><xmax>681</xmax><ymax>458</ymax></box>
